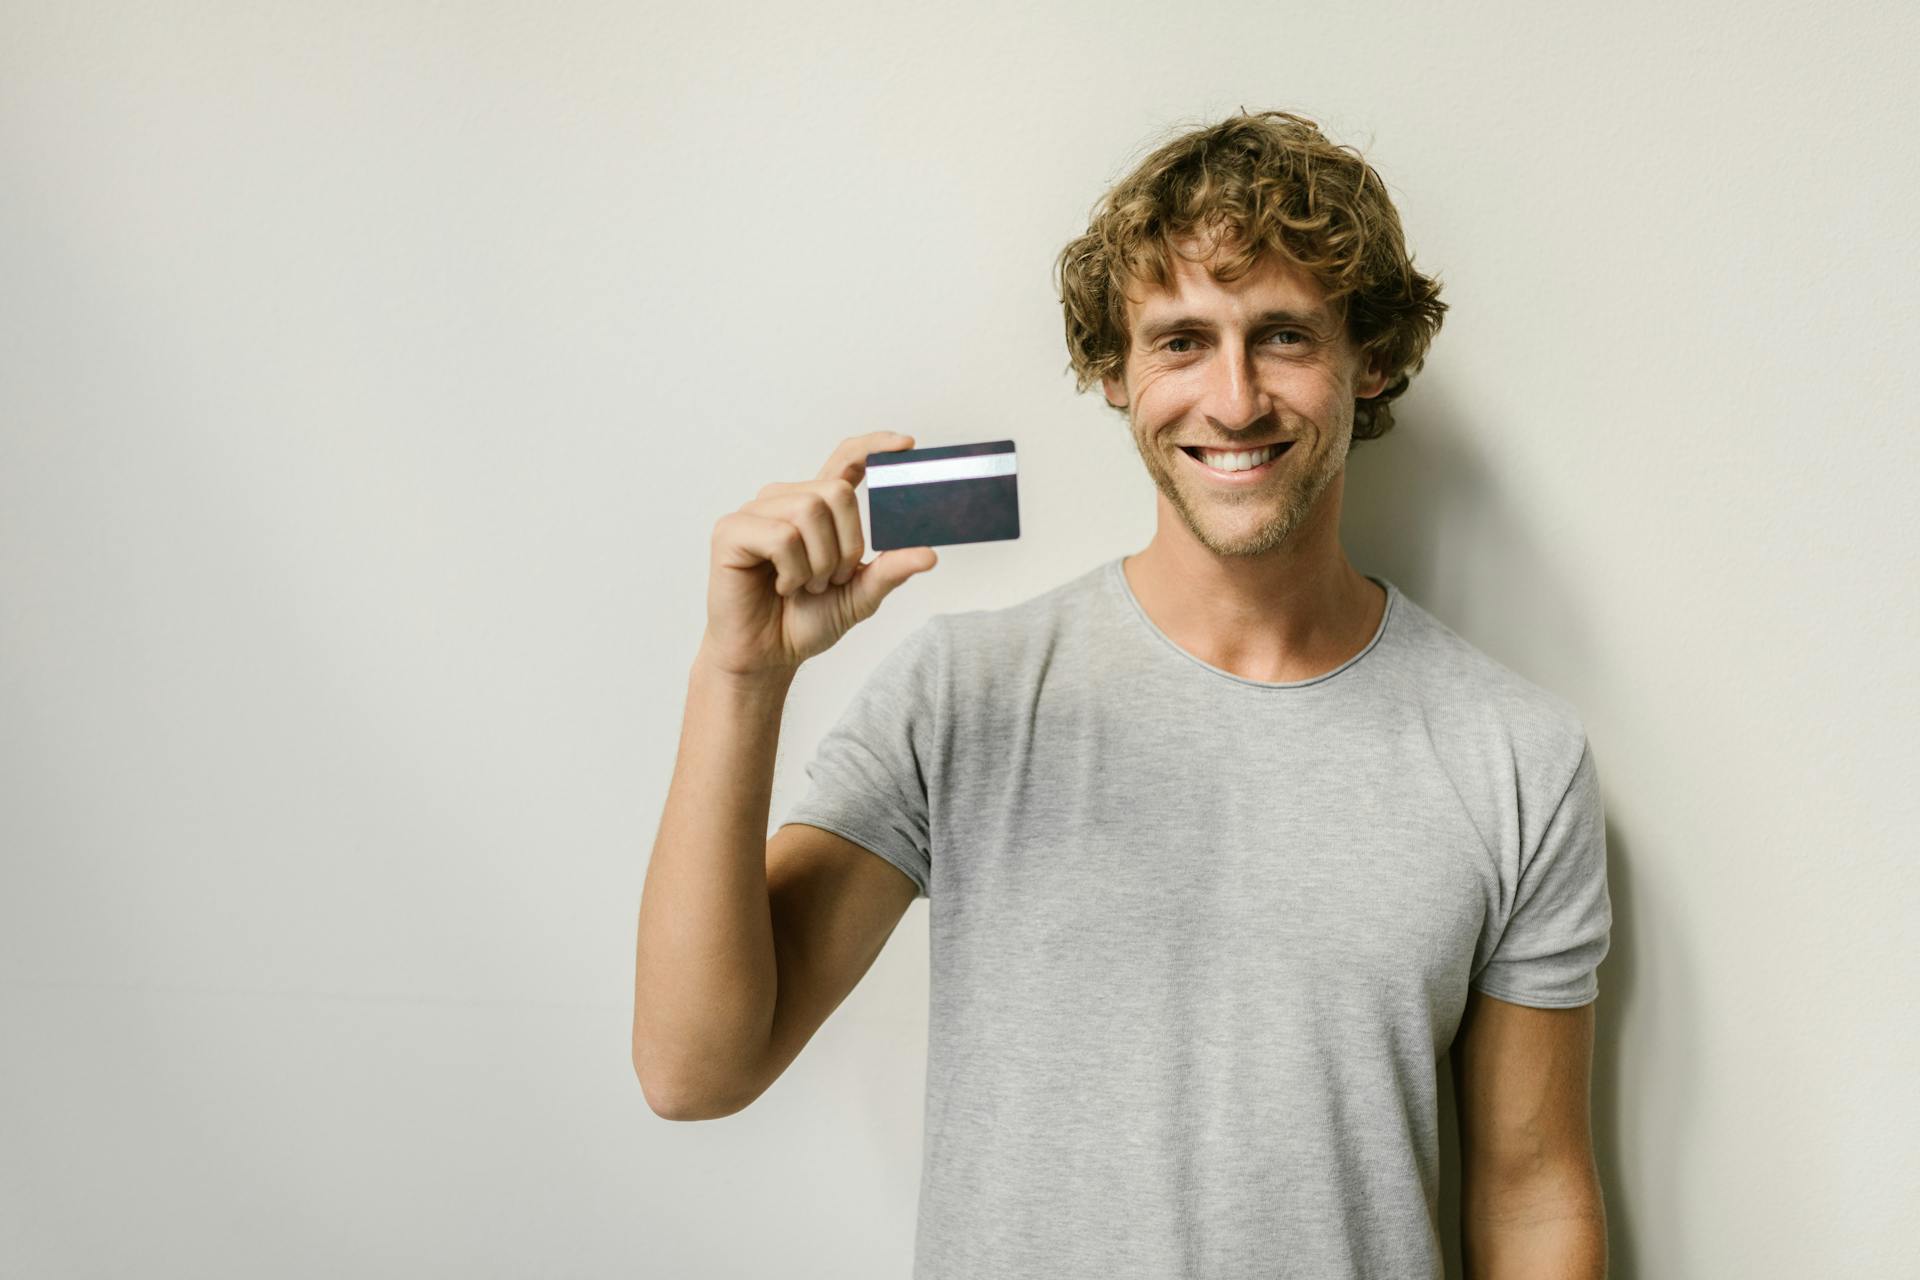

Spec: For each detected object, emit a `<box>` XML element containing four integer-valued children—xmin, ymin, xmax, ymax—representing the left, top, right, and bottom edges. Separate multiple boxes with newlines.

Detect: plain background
<box><xmin>3</xmin><ymin>1</ymin><xmax>1916</xmax><ymax>1275</ymax></box>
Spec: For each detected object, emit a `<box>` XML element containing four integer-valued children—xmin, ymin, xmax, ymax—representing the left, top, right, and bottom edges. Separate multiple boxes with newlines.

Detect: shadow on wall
<box><xmin>1343</xmin><ymin>385</ymin><xmax>1601</xmax><ymax>680</ymax></box>
<box><xmin>1343</xmin><ymin>386</ymin><xmax>1675</xmax><ymax>1278</ymax></box>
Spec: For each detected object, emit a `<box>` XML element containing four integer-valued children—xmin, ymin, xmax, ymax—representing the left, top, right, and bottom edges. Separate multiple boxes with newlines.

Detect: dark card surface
<box><xmin>865</xmin><ymin>440</ymin><xmax>1020</xmax><ymax>550</ymax></box>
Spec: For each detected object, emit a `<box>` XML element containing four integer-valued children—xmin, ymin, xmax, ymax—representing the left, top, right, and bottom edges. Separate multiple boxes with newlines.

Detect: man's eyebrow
<box><xmin>1136</xmin><ymin>308</ymin><xmax>1332</xmax><ymax>342</ymax></box>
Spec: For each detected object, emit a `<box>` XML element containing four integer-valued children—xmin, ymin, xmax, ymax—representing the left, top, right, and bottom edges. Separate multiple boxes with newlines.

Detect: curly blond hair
<box><xmin>1054</xmin><ymin>109</ymin><xmax>1448</xmax><ymax>444</ymax></box>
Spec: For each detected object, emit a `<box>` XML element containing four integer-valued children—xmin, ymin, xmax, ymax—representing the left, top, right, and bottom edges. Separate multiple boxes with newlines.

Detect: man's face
<box><xmin>1102</xmin><ymin>245</ymin><xmax>1388</xmax><ymax>559</ymax></box>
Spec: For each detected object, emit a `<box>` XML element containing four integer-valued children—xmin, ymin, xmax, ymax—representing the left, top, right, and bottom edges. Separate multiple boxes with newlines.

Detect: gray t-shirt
<box><xmin>780</xmin><ymin>556</ymin><xmax>1612</xmax><ymax>1279</ymax></box>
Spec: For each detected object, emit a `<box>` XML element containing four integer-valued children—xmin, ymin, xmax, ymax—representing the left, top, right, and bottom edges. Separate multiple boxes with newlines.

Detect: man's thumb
<box><xmin>847</xmin><ymin>547</ymin><xmax>938</xmax><ymax>621</ymax></box>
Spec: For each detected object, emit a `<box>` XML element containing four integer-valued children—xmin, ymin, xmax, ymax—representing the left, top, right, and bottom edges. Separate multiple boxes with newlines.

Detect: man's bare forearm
<box><xmin>1462</xmin><ymin>1167</ymin><xmax>1608</xmax><ymax>1280</ymax></box>
<box><xmin>632</xmin><ymin>650</ymin><xmax>795</xmax><ymax>1116</ymax></box>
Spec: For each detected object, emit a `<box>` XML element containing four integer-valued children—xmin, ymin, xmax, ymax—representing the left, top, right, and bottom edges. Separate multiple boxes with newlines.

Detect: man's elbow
<box><xmin>638</xmin><ymin>1075</ymin><xmax>712</xmax><ymax>1122</ymax></box>
<box><xmin>641</xmin><ymin>1082</ymin><xmax>756</xmax><ymax>1122</ymax></box>
<box><xmin>633</xmin><ymin>1044</ymin><xmax>760</xmax><ymax>1121</ymax></box>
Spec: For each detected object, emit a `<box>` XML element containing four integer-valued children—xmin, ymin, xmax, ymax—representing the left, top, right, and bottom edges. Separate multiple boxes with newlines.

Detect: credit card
<box><xmin>865</xmin><ymin>440</ymin><xmax>1021</xmax><ymax>550</ymax></box>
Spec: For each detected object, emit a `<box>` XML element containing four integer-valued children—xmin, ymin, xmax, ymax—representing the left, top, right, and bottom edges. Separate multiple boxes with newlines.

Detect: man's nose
<box><xmin>1202</xmin><ymin>342</ymin><xmax>1267</xmax><ymax>432</ymax></box>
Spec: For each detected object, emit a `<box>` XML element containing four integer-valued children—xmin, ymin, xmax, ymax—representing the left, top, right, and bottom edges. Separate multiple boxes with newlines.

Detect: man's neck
<box><xmin>1121</xmin><ymin>535</ymin><xmax>1386</xmax><ymax>685</ymax></box>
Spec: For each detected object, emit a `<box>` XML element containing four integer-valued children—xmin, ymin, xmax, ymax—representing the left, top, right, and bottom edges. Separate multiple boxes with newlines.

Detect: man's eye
<box><xmin>1160</xmin><ymin>332</ymin><xmax>1303</xmax><ymax>354</ymax></box>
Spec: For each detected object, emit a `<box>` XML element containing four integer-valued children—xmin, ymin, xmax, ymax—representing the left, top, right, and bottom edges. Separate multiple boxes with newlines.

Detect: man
<box><xmin>634</xmin><ymin>109</ymin><xmax>1612</xmax><ymax>1279</ymax></box>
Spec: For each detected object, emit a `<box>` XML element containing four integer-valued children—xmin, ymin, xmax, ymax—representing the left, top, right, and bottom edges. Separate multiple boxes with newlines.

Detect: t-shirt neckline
<box><xmin>1103</xmin><ymin>556</ymin><xmax>1398</xmax><ymax>691</ymax></box>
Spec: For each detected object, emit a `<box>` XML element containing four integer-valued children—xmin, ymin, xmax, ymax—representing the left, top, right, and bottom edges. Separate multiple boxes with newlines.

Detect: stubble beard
<box><xmin>1132</xmin><ymin>418</ymin><xmax>1350</xmax><ymax>559</ymax></box>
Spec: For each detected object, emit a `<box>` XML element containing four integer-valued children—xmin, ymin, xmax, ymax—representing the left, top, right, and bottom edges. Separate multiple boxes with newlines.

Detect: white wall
<box><xmin>3</xmin><ymin>2</ymin><xmax>1915</xmax><ymax>1275</ymax></box>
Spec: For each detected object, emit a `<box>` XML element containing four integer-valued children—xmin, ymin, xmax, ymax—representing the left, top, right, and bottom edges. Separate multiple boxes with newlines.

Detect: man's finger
<box><xmin>816</xmin><ymin>431</ymin><xmax>916</xmax><ymax>486</ymax></box>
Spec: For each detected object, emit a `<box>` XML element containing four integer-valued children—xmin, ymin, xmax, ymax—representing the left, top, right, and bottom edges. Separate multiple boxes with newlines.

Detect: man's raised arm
<box><xmin>631</xmin><ymin>431</ymin><xmax>936</xmax><ymax>1119</ymax></box>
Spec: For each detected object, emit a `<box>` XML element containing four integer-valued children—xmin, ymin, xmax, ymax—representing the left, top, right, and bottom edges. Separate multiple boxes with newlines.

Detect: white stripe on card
<box><xmin>866</xmin><ymin>452</ymin><xmax>1017</xmax><ymax>488</ymax></box>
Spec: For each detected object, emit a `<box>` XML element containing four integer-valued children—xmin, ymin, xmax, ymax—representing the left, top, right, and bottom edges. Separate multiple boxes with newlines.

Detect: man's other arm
<box><xmin>1451</xmin><ymin>988</ymin><xmax>1608</xmax><ymax>1279</ymax></box>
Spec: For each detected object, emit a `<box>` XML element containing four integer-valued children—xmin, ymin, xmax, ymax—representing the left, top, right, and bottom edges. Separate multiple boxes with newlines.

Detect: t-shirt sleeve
<box><xmin>1469</xmin><ymin>735</ymin><xmax>1613</xmax><ymax>1008</ymax></box>
<box><xmin>776</xmin><ymin>615</ymin><xmax>945</xmax><ymax>900</ymax></box>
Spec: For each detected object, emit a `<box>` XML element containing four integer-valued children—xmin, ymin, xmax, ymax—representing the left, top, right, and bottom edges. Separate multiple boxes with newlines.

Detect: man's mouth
<box><xmin>1179</xmin><ymin>441</ymin><xmax>1293</xmax><ymax>477</ymax></box>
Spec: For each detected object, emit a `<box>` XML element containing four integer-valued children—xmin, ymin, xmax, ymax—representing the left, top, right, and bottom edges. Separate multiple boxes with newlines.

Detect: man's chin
<box><xmin>1196</xmin><ymin>525</ymin><xmax>1301</xmax><ymax>558</ymax></box>
<box><xmin>1144</xmin><ymin>460</ymin><xmax>1305</xmax><ymax>546</ymax></box>
<box><xmin>1169</xmin><ymin>502</ymin><xmax>1306</xmax><ymax>558</ymax></box>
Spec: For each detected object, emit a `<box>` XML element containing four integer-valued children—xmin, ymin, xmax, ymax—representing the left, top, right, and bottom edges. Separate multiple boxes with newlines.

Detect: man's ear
<box><xmin>1102</xmin><ymin>372</ymin><xmax>1129</xmax><ymax>409</ymax></box>
<box><xmin>1356</xmin><ymin>355</ymin><xmax>1390</xmax><ymax>400</ymax></box>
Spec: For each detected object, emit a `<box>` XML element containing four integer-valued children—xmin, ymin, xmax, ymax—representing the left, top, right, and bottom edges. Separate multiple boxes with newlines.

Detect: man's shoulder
<box><xmin>1385</xmin><ymin>585</ymin><xmax>1589</xmax><ymax>767</ymax></box>
<box><xmin>934</xmin><ymin>559</ymin><xmax>1111</xmax><ymax>653</ymax></box>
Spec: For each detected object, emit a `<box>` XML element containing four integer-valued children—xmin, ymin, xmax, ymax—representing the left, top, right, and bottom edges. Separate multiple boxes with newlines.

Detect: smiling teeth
<box><xmin>1195</xmin><ymin>444</ymin><xmax>1281</xmax><ymax>472</ymax></box>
